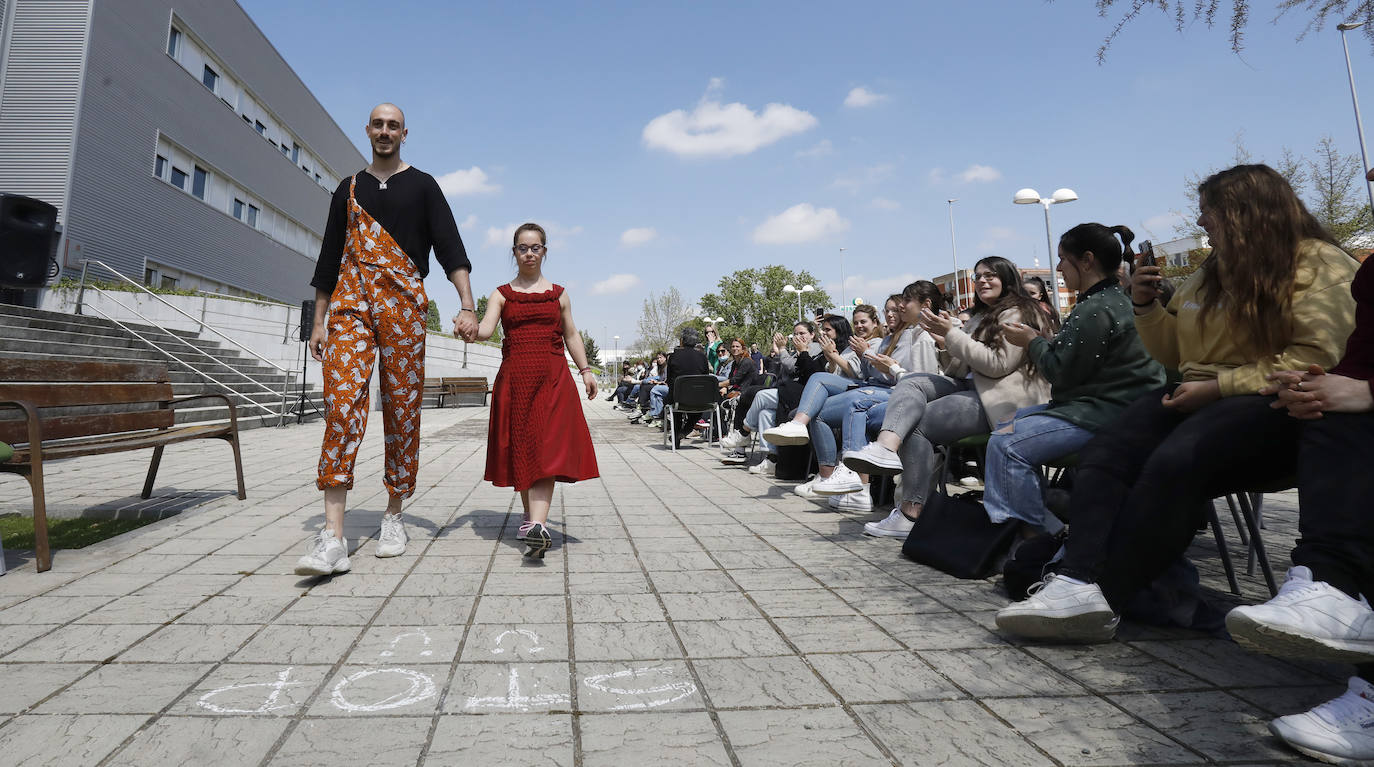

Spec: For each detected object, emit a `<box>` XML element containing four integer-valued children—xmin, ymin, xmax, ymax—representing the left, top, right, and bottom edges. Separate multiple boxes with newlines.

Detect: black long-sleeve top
<box><xmin>309</xmin><ymin>168</ymin><xmax>471</xmax><ymax>294</ymax></box>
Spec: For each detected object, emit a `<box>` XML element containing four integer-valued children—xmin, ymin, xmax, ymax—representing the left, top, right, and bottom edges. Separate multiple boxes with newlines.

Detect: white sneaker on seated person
<box><xmin>843</xmin><ymin>443</ymin><xmax>902</xmax><ymax>475</ymax></box>
<box><xmin>1269</xmin><ymin>676</ymin><xmax>1374</xmax><ymax>765</ymax></box>
<box><xmin>864</xmin><ymin>508</ymin><xmax>915</xmax><ymax>538</ymax></box>
<box><xmin>994</xmin><ymin>573</ymin><xmax>1118</xmax><ymax>643</ymax></box>
<box><xmin>1226</xmin><ymin>566</ymin><xmax>1374</xmax><ymax>663</ymax></box>
<box><xmin>719</xmin><ymin>430</ymin><xmax>751</xmax><ymax>451</ymax></box>
<box><xmin>827</xmin><ymin>489</ymin><xmax>871</xmax><ymax>512</ymax></box>
<box><xmin>748</xmin><ymin>457</ymin><xmax>776</xmax><ymax>476</ymax></box>
<box><xmin>793</xmin><ymin>479</ymin><xmax>823</xmax><ymax>500</ymax></box>
<box><xmin>762</xmin><ymin>421</ymin><xmax>809</xmax><ymax>446</ymax></box>
<box><xmin>812</xmin><ymin>465</ymin><xmax>864</xmax><ymax>495</ymax></box>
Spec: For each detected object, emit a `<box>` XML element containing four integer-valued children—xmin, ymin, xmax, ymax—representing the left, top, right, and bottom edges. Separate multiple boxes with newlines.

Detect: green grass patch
<box><xmin>0</xmin><ymin>514</ymin><xmax>163</xmax><ymax>550</ymax></box>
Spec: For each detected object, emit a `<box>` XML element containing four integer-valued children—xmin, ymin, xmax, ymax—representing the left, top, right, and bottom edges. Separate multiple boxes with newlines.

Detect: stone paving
<box><xmin>0</xmin><ymin>398</ymin><xmax>1339</xmax><ymax>766</ymax></box>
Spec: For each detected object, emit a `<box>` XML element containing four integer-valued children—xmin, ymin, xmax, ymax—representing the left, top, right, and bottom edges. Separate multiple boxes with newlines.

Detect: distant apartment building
<box><xmin>0</xmin><ymin>0</ymin><xmax>365</xmax><ymax>302</ymax></box>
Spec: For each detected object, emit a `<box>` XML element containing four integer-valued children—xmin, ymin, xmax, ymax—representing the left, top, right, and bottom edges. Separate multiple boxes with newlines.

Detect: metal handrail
<box><xmin>80</xmin><ymin>290</ymin><xmax>287</xmax><ymax>424</ymax></box>
<box><xmin>76</xmin><ymin>258</ymin><xmax>291</xmax><ymax>374</ymax></box>
<box><xmin>192</xmin><ymin>289</ymin><xmax>291</xmax><ymax>308</ymax></box>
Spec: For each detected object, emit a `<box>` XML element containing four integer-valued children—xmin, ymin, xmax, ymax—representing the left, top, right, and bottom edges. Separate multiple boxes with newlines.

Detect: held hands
<box><xmin>581</xmin><ymin>370</ymin><xmax>598</xmax><ymax>400</ymax></box>
<box><xmin>999</xmin><ymin>321</ymin><xmax>1038</xmax><ymax>348</ymax></box>
<box><xmin>1132</xmin><ymin>265</ymin><xmax>1164</xmax><ymax>308</ymax></box>
<box><xmin>451</xmin><ymin>311</ymin><xmax>478</xmax><ymax>342</ymax></box>
<box><xmin>1261</xmin><ymin>364</ymin><xmax>1374</xmax><ymax>419</ymax></box>
<box><xmin>919</xmin><ymin>308</ymin><xmax>955</xmax><ymax>337</ymax></box>
<box><xmin>1161</xmin><ymin>380</ymin><xmax>1221</xmax><ymax>414</ymax></box>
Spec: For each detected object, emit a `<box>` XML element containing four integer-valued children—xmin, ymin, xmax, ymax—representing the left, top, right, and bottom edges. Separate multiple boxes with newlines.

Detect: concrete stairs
<box><xmin>0</xmin><ymin>302</ymin><xmax>323</xmax><ymax>430</ymax></box>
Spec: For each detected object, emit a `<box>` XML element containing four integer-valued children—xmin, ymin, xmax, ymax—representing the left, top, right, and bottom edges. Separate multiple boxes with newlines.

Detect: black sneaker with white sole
<box><xmin>522</xmin><ymin>522</ymin><xmax>552</xmax><ymax>559</ymax></box>
<box><xmin>719</xmin><ymin>450</ymin><xmax>749</xmax><ymax>464</ymax></box>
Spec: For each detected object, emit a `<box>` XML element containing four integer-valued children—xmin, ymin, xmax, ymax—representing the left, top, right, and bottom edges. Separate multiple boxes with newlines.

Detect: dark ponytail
<box><xmin>1059</xmin><ymin>223</ymin><xmax>1133</xmax><ymax>277</ymax></box>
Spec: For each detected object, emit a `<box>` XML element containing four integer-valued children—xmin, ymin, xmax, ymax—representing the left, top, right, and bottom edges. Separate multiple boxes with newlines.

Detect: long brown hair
<box><xmin>1195</xmin><ymin>164</ymin><xmax>1345</xmax><ymax>354</ymax></box>
<box><xmin>970</xmin><ymin>256</ymin><xmax>1046</xmax><ymax>347</ymax></box>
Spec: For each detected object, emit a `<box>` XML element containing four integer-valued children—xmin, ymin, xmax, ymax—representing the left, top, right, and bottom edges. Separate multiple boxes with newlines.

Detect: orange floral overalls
<box><xmin>316</xmin><ymin>175</ymin><xmax>427</xmax><ymax>498</ymax></box>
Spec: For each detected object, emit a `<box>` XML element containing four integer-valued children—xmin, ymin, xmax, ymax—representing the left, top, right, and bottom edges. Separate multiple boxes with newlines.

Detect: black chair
<box><xmin>663</xmin><ymin>375</ymin><xmax>724</xmax><ymax>451</ymax></box>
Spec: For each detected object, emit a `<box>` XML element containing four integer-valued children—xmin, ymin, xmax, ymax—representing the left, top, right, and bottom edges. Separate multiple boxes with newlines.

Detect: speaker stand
<box><xmin>286</xmin><ymin>347</ymin><xmax>320</xmax><ymax>424</ymax></box>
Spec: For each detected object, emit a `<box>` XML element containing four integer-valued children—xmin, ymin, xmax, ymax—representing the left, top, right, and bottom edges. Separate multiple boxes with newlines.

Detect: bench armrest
<box><xmin>0</xmin><ymin>399</ymin><xmax>44</xmax><ymax>457</ymax></box>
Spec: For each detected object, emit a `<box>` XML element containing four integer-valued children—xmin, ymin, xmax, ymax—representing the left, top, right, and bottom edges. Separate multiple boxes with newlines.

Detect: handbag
<box><xmin>902</xmin><ymin>488</ymin><xmax>1022</xmax><ymax>580</ymax></box>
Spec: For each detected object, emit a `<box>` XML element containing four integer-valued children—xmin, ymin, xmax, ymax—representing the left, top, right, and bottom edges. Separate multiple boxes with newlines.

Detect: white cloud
<box><xmin>1142</xmin><ymin>212</ymin><xmax>1185</xmax><ymax>238</ymax></box>
<box><xmin>435</xmin><ymin>166</ymin><xmax>500</xmax><ymax>196</ymax></box>
<box><xmin>978</xmin><ymin>225</ymin><xmax>1021</xmax><ymax>252</ymax></box>
<box><xmin>825</xmin><ymin>273</ymin><xmax>924</xmax><ymax>305</ymax></box>
<box><xmin>459</xmin><ymin>214</ymin><xmax>478</xmax><ymax>230</ymax></box>
<box><xmin>484</xmin><ymin>221</ymin><xmax>582</xmax><ymax>248</ymax></box>
<box><xmin>796</xmin><ymin>139</ymin><xmax>833</xmax><ymax>158</ymax></box>
<box><xmin>643</xmin><ymin>81</ymin><xmax>817</xmax><ymax>158</ymax></box>
<box><xmin>833</xmin><ymin>163</ymin><xmax>895</xmax><ymax>192</ymax></box>
<box><xmin>619</xmin><ymin>227</ymin><xmax>658</xmax><ymax>248</ymax></box>
<box><xmin>843</xmin><ymin>86</ymin><xmax>889</xmax><ymax>108</ymax></box>
<box><xmin>871</xmin><ymin>197</ymin><xmax>901</xmax><ymax>211</ymax></box>
<box><xmin>752</xmin><ymin>203</ymin><xmax>850</xmax><ymax>245</ymax></box>
<box><xmin>957</xmin><ymin>164</ymin><xmax>1002</xmax><ymax>183</ymax></box>
<box><xmin>591</xmin><ymin>273</ymin><xmax>642</xmax><ymax>295</ymax></box>
<box><xmin>927</xmin><ymin>167</ymin><xmax>947</xmax><ymax>185</ymax></box>
<box><xmin>484</xmin><ymin>224</ymin><xmax>517</xmax><ymax>248</ymax></box>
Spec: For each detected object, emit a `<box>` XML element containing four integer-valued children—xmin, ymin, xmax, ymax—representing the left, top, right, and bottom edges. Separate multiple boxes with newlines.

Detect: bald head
<box><xmin>369</xmin><ymin>102</ymin><xmax>405</xmax><ymax>127</ymax></box>
<box><xmin>365</xmin><ymin>103</ymin><xmax>407</xmax><ymax>161</ymax></box>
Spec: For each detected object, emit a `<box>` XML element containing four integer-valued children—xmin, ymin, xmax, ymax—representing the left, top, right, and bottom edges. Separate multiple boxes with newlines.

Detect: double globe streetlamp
<box><xmin>782</xmin><ymin>284</ymin><xmax>813</xmax><ymax>322</ymax></box>
<box><xmin>1013</xmin><ymin>187</ymin><xmax>1078</xmax><ymax>314</ymax></box>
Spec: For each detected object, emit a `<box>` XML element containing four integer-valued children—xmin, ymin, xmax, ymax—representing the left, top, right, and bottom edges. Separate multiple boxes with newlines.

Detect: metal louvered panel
<box><xmin>0</xmin><ymin>0</ymin><xmax>91</xmax><ymax>223</ymax></box>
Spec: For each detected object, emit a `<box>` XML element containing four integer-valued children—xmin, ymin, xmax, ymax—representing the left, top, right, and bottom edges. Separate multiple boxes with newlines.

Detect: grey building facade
<box><xmin>0</xmin><ymin>0</ymin><xmax>365</xmax><ymax>303</ymax></box>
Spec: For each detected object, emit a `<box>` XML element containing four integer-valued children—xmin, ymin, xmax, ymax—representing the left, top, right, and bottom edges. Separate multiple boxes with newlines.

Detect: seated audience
<box><xmin>1022</xmin><ymin>275</ymin><xmax>1061</xmax><ymax>332</ymax></box>
<box><xmin>665</xmin><ymin>327</ymin><xmax>712</xmax><ymax>447</ymax></box>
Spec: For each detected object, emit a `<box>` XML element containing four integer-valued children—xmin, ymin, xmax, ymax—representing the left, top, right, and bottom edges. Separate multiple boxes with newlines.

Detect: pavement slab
<box><xmin>0</xmin><ymin>399</ymin><xmax>1343</xmax><ymax>764</ymax></box>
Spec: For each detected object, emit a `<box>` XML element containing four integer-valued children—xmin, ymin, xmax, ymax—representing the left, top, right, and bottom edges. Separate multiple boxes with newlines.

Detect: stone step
<box><xmin>0</xmin><ymin>302</ymin><xmax>202</xmax><ymax>340</ymax></box>
<box><xmin>0</xmin><ymin>350</ymin><xmax>297</xmax><ymax>387</ymax></box>
<box><xmin>0</xmin><ymin>339</ymin><xmax>269</xmax><ymax>378</ymax></box>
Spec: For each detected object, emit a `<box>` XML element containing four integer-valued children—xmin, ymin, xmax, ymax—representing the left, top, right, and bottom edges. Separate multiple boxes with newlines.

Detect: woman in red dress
<box><xmin>473</xmin><ymin>222</ymin><xmax>600</xmax><ymax>558</ymax></box>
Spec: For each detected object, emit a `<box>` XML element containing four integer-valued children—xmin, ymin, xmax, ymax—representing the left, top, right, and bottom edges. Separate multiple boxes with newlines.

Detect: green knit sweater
<box><xmin>1027</xmin><ymin>279</ymin><xmax>1166</xmax><ymax>432</ymax></box>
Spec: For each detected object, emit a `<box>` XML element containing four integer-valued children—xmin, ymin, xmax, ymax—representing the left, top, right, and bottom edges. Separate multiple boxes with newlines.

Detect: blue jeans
<box><xmin>807</xmin><ymin>386</ymin><xmax>891</xmax><ymax>466</ymax></box>
<box><xmin>983</xmin><ymin>405</ymin><xmax>1093</xmax><ymax>534</ymax></box>
<box><xmin>648</xmin><ymin>384</ymin><xmax>669</xmax><ymax>417</ymax></box>
<box><xmin>746</xmin><ymin>389</ymin><xmax>779</xmax><ymax>455</ymax></box>
<box><xmin>795</xmin><ymin>372</ymin><xmax>855</xmax><ymax>421</ymax></box>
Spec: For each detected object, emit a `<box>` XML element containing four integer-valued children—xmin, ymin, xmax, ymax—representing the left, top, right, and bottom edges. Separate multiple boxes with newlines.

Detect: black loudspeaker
<box><xmin>0</xmin><ymin>194</ymin><xmax>59</xmax><ymax>288</ymax></box>
<box><xmin>299</xmin><ymin>299</ymin><xmax>316</xmax><ymax>342</ymax></box>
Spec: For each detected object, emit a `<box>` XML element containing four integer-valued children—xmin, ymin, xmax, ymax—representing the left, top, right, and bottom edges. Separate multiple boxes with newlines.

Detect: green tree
<box><xmin>579</xmin><ymin>330</ymin><xmax>602</xmax><ymax>368</ymax></box>
<box><xmin>635</xmin><ymin>286</ymin><xmax>694</xmax><ymax>352</ymax></box>
<box><xmin>426</xmin><ymin>300</ymin><xmax>442</xmax><ymax>333</ymax></box>
<box><xmin>476</xmin><ymin>296</ymin><xmax>501</xmax><ymax>342</ymax></box>
<box><xmin>697</xmin><ymin>265</ymin><xmax>834</xmax><ymax>347</ymax></box>
<box><xmin>1089</xmin><ymin>1</ymin><xmax>1374</xmax><ymax>59</ymax></box>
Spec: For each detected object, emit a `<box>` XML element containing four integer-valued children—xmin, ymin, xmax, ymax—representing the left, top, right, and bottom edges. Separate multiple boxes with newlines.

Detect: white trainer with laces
<box><xmin>843</xmin><ymin>443</ymin><xmax>903</xmax><ymax>475</ymax></box>
<box><xmin>294</xmin><ymin>529</ymin><xmax>350</xmax><ymax>576</ymax></box>
<box><xmin>1270</xmin><ymin>676</ymin><xmax>1374</xmax><ymax>764</ymax></box>
<box><xmin>762</xmin><ymin>421</ymin><xmax>810</xmax><ymax>446</ymax></box>
<box><xmin>748</xmin><ymin>458</ymin><xmax>776</xmax><ymax>476</ymax></box>
<box><xmin>828</xmin><ymin>489</ymin><xmax>872</xmax><ymax>512</ymax></box>
<box><xmin>793</xmin><ymin>479</ymin><xmax>822</xmax><ymax>500</ymax></box>
<box><xmin>719</xmin><ymin>430</ymin><xmax>751</xmax><ymax>451</ymax></box>
<box><xmin>812</xmin><ymin>465</ymin><xmax>864</xmax><ymax>496</ymax></box>
<box><xmin>1227</xmin><ymin>566</ymin><xmax>1374</xmax><ymax>663</ymax></box>
<box><xmin>995</xmin><ymin>573</ymin><xmax>1118</xmax><ymax>642</ymax></box>
<box><xmin>864</xmin><ymin>508</ymin><xmax>915</xmax><ymax>538</ymax></box>
<box><xmin>375</xmin><ymin>513</ymin><xmax>407</xmax><ymax>558</ymax></box>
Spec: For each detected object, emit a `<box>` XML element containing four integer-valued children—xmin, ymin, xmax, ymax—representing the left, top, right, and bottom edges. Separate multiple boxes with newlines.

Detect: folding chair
<box><xmin>663</xmin><ymin>375</ymin><xmax>724</xmax><ymax>451</ymax></box>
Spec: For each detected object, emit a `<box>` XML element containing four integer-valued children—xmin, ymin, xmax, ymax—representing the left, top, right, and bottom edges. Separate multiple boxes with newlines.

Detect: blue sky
<box><xmin>242</xmin><ymin>0</ymin><xmax>1374</xmax><ymax>352</ymax></box>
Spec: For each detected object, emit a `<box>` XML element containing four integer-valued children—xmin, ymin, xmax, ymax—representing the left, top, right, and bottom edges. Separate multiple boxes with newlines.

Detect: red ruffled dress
<box><xmin>484</xmin><ymin>284</ymin><xmax>600</xmax><ymax>491</ymax></box>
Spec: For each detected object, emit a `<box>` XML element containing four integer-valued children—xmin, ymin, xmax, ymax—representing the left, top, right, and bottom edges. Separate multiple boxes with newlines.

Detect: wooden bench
<box><xmin>0</xmin><ymin>359</ymin><xmax>246</xmax><ymax>572</ymax></box>
<box><xmin>441</xmin><ymin>376</ymin><xmax>489</xmax><ymax>407</ymax></box>
<box><xmin>422</xmin><ymin>377</ymin><xmax>449</xmax><ymax>408</ymax></box>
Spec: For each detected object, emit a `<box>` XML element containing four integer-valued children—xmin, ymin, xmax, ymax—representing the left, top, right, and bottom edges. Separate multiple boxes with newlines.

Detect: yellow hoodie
<box><xmin>1134</xmin><ymin>239</ymin><xmax>1358</xmax><ymax>397</ymax></box>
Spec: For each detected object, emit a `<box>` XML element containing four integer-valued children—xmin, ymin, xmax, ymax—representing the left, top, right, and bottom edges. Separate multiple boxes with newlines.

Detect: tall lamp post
<box><xmin>837</xmin><ymin>247</ymin><xmax>846</xmax><ymax>312</ymax></box>
<box><xmin>782</xmin><ymin>284</ymin><xmax>813</xmax><ymax>321</ymax></box>
<box><xmin>1013</xmin><ymin>187</ymin><xmax>1078</xmax><ymax>314</ymax></box>
<box><xmin>946</xmin><ymin>198</ymin><xmax>959</xmax><ymax>308</ymax></box>
<box><xmin>1339</xmin><ymin>21</ymin><xmax>1374</xmax><ymax>217</ymax></box>
<box><xmin>612</xmin><ymin>335</ymin><xmax>619</xmax><ymax>365</ymax></box>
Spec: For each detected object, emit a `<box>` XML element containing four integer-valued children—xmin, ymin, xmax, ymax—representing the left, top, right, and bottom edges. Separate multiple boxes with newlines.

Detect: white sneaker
<box><xmin>843</xmin><ymin>443</ymin><xmax>903</xmax><ymax>475</ymax></box>
<box><xmin>719</xmin><ymin>430</ymin><xmax>751</xmax><ymax>451</ymax></box>
<box><xmin>995</xmin><ymin>574</ymin><xmax>1118</xmax><ymax>642</ymax></box>
<box><xmin>375</xmin><ymin>513</ymin><xmax>407</xmax><ymax>558</ymax></box>
<box><xmin>865</xmin><ymin>508</ymin><xmax>915</xmax><ymax>538</ymax></box>
<box><xmin>1270</xmin><ymin>677</ymin><xmax>1374</xmax><ymax>764</ymax></box>
<box><xmin>793</xmin><ymin>479</ymin><xmax>823</xmax><ymax>500</ymax></box>
<box><xmin>762</xmin><ymin>421</ymin><xmax>810</xmax><ymax>446</ymax></box>
<box><xmin>294</xmin><ymin>529</ymin><xmax>350</xmax><ymax>576</ymax></box>
<box><xmin>958</xmin><ymin>476</ymin><xmax>982</xmax><ymax>488</ymax></box>
<box><xmin>828</xmin><ymin>489</ymin><xmax>872</xmax><ymax>512</ymax></box>
<box><xmin>748</xmin><ymin>458</ymin><xmax>776</xmax><ymax>476</ymax></box>
<box><xmin>812</xmin><ymin>466</ymin><xmax>864</xmax><ymax>496</ymax></box>
<box><xmin>1227</xmin><ymin>566</ymin><xmax>1374</xmax><ymax>663</ymax></box>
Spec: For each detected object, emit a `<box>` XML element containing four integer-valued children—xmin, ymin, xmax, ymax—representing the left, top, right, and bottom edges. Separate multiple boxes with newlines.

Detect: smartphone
<box><xmin>1137</xmin><ymin>240</ymin><xmax>1154</xmax><ymax>269</ymax></box>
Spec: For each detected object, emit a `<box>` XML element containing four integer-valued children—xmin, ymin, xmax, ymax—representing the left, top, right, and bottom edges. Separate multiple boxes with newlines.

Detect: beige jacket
<box><xmin>942</xmin><ymin>307</ymin><xmax>1052</xmax><ymax>429</ymax></box>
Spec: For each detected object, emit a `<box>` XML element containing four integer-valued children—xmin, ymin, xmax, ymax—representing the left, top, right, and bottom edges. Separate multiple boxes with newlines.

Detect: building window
<box><xmin>160</xmin><ymin>276</ymin><xmax>179</xmax><ymax>290</ymax></box>
<box><xmin>314</xmin><ymin>173</ymin><xmax>321</xmax><ymax>184</ymax></box>
<box><xmin>144</xmin><ymin>268</ymin><xmax>156</xmax><ymax>285</ymax></box>
<box><xmin>291</xmin><ymin>142</ymin><xmax>300</xmax><ymax>163</ymax></box>
<box><xmin>232</xmin><ymin>198</ymin><xmax>245</xmax><ymax>220</ymax></box>
<box><xmin>155</xmin><ymin>155</ymin><xmax>167</xmax><ymax>180</ymax></box>
<box><xmin>170</xmin><ymin>166</ymin><xmax>188</xmax><ymax>190</ymax></box>
<box><xmin>279</xmin><ymin>144</ymin><xmax>288</xmax><ymax>156</ymax></box>
<box><xmin>167</xmin><ymin>28</ymin><xmax>181</xmax><ymax>59</ymax></box>
<box><xmin>201</xmin><ymin>65</ymin><xmax>218</xmax><ymax>93</ymax></box>
<box><xmin>254</xmin><ymin>120</ymin><xmax>265</xmax><ymax>135</ymax></box>
<box><xmin>191</xmin><ymin>166</ymin><xmax>207</xmax><ymax>200</ymax></box>
<box><xmin>241</xmin><ymin>114</ymin><xmax>250</xmax><ymax>124</ymax></box>
<box><xmin>247</xmin><ymin>204</ymin><xmax>259</xmax><ymax>228</ymax></box>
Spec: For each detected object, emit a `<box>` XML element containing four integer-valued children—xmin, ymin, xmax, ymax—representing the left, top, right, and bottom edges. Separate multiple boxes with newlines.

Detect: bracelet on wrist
<box><xmin>578</xmin><ymin>366</ymin><xmax>592</xmax><ymax>374</ymax></box>
<box><xmin>459</xmin><ymin>308</ymin><xmax>476</xmax><ymax>314</ymax></box>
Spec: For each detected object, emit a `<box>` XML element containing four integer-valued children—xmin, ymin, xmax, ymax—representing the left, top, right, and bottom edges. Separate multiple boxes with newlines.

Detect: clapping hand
<box><xmin>1000</xmin><ymin>321</ymin><xmax>1038</xmax><ymax>348</ymax></box>
<box><xmin>817</xmin><ymin>333</ymin><xmax>837</xmax><ymax>355</ymax></box>
<box><xmin>919</xmin><ymin>308</ymin><xmax>954</xmax><ymax>337</ymax></box>
<box><xmin>847</xmin><ymin>336</ymin><xmax>870</xmax><ymax>357</ymax></box>
<box><xmin>772</xmin><ymin>332</ymin><xmax>787</xmax><ymax>354</ymax></box>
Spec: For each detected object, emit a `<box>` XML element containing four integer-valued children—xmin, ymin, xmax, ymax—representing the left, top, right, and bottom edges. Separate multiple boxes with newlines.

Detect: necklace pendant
<box><xmin>379</xmin><ymin>182</ymin><xmax>387</xmax><ymax>190</ymax></box>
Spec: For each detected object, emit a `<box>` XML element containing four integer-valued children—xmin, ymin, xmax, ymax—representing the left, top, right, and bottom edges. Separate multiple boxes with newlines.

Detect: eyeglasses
<box><xmin>515</xmin><ymin>244</ymin><xmax>545</xmax><ymax>255</ymax></box>
<box><xmin>973</xmin><ymin>271</ymin><xmax>999</xmax><ymax>283</ymax></box>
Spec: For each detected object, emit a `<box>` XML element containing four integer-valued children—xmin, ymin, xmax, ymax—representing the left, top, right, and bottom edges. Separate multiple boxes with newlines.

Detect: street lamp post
<box><xmin>946</xmin><ymin>198</ymin><xmax>959</xmax><ymax>308</ymax></box>
<box><xmin>1013</xmin><ymin>187</ymin><xmax>1078</xmax><ymax>314</ymax></box>
<box><xmin>838</xmin><ymin>247</ymin><xmax>846</xmax><ymax>312</ymax></box>
<box><xmin>612</xmin><ymin>335</ymin><xmax>619</xmax><ymax>364</ymax></box>
<box><xmin>782</xmin><ymin>284</ymin><xmax>814</xmax><ymax>322</ymax></box>
<box><xmin>1339</xmin><ymin>21</ymin><xmax>1374</xmax><ymax>218</ymax></box>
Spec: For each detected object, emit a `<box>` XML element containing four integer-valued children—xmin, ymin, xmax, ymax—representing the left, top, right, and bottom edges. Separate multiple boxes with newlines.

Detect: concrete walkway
<box><xmin>0</xmin><ymin>399</ymin><xmax>1339</xmax><ymax>765</ymax></box>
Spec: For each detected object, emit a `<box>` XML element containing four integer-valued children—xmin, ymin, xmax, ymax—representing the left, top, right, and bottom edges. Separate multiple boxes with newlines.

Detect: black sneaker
<box><xmin>719</xmin><ymin>450</ymin><xmax>748</xmax><ymax>464</ymax></box>
<box><xmin>522</xmin><ymin>522</ymin><xmax>552</xmax><ymax>559</ymax></box>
